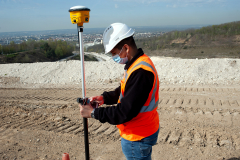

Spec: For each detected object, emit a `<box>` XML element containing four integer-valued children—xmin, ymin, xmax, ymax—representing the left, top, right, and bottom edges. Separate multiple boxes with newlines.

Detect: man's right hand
<box><xmin>89</xmin><ymin>95</ymin><xmax>104</xmax><ymax>106</ymax></box>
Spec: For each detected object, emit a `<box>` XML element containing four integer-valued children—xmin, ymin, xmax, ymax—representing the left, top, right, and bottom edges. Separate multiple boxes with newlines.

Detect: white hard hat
<box><xmin>103</xmin><ymin>23</ymin><xmax>135</xmax><ymax>54</ymax></box>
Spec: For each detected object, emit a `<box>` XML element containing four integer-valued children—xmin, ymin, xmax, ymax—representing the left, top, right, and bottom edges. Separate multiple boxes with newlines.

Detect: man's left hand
<box><xmin>79</xmin><ymin>104</ymin><xmax>94</xmax><ymax>118</ymax></box>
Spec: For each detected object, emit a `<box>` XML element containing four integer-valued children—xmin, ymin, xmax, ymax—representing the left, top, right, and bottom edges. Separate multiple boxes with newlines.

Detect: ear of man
<box><xmin>115</xmin><ymin>36</ymin><xmax>137</xmax><ymax>51</ymax></box>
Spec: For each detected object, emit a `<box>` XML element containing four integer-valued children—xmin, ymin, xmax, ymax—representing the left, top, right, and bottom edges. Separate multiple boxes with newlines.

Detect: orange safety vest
<box><xmin>117</xmin><ymin>54</ymin><xmax>160</xmax><ymax>141</ymax></box>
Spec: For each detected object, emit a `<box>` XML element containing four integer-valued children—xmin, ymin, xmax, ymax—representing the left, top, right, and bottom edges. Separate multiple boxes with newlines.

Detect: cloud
<box><xmin>1</xmin><ymin>0</ymin><xmax>21</xmax><ymax>2</ymax></box>
<box><xmin>23</xmin><ymin>7</ymin><xmax>36</xmax><ymax>10</ymax></box>
<box><xmin>114</xmin><ymin>0</ymin><xmax>157</xmax><ymax>3</ymax></box>
<box><xmin>1</xmin><ymin>0</ymin><xmax>24</xmax><ymax>3</ymax></box>
<box><xmin>115</xmin><ymin>4</ymin><xmax>119</xmax><ymax>8</ymax></box>
<box><xmin>166</xmin><ymin>4</ymin><xmax>177</xmax><ymax>8</ymax></box>
<box><xmin>113</xmin><ymin>0</ymin><xmax>226</xmax><ymax>5</ymax></box>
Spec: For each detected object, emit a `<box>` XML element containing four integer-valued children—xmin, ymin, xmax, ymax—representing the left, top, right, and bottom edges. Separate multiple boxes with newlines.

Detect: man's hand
<box><xmin>89</xmin><ymin>95</ymin><xmax>104</xmax><ymax>106</ymax></box>
<box><xmin>79</xmin><ymin>103</ymin><xmax>94</xmax><ymax>118</ymax></box>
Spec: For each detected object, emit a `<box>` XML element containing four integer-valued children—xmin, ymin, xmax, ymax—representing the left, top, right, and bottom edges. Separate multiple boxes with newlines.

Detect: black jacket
<box><xmin>94</xmin><ymin>48</ymin><xmax>154</xmax><ymax>125</ymax></box>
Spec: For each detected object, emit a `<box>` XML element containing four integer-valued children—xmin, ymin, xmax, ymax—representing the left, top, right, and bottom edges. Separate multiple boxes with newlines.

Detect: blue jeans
<box><xmin>121</xmin><ymin>128</ymin><xmax>159</xmax><ymax>160</ymax></box>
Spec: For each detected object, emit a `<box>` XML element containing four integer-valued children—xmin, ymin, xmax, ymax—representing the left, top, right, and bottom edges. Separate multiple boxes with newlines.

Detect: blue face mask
<box><xmin>112</xmin><ymin>47</ymin><xmax>128</xmax><ymax>64</ymax></box>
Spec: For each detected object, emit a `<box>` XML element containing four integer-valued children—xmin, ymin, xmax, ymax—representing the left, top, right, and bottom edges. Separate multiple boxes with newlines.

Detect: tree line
<box><xmin>0</xmin><ymin>39</ymin><xmax>75</xmax><ymax>60</ymax></box>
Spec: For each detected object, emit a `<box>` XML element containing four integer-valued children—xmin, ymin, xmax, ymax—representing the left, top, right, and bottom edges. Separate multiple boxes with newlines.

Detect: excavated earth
<box><xmin>0</xmin><ymin>86</ymin><xmax>240</xmax><ymax>160</ymax></box>
<box><xmin>0</xmin><ymin>58</ymin><xmax>240</xmax><ymax>160</ymax></box>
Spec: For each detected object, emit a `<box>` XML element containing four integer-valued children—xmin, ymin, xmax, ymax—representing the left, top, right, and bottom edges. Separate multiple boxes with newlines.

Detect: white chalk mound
<box><xmin>0</xmin><ymin>57</ymin><xmax>239</xmax><ymax>88</ymax></box>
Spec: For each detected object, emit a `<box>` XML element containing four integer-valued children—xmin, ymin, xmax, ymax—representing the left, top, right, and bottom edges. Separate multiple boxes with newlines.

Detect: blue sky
<box><xmin>0</xmin><ymin>0</ymin><xmax>240</xmax><ymax>32</ymax></box>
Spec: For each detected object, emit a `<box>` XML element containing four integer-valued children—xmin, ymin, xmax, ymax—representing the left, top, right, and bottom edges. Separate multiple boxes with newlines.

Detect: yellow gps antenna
<box><xmin>69</xmin><ymin>6</ymin><xmax>90</xmax><ymax>160</ymax></box>
<box><xmin>69</xmin><ymin>6</ymin><xmax>90</xmax><ymax>27</ymax></box>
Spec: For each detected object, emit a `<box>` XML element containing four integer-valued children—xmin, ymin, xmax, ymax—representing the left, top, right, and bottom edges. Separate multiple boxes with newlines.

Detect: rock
<box><xmin>54</xmin><ymin>116</ymin><xmax>62</xmax><ymax>121</ymax></box>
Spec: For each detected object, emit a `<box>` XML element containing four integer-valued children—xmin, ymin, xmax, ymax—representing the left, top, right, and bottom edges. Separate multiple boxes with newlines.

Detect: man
<box><xmin>79</xmin><ymin>23</ymin><xmax>160</xmax><ymax>160</ymax></box>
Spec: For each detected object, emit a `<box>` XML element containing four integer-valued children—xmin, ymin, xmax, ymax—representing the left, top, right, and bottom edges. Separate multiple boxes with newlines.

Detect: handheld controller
<box><xmin>77</xmin><ymin>98</ymin><xmax>98</xmax><ymax>108</ymax></box>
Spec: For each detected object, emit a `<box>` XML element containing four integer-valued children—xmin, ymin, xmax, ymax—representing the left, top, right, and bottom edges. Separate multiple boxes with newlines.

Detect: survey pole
<box><xmin>78</xmin><ymin>26</ymin><xmax>86</xmax><ymax>100</ymax></box>
<box><xmin>69</xmin><ymin>6</ymin><xmax>91</xmax><ymax>160</ymax></box>
<box><xmin>78</xmin><ymin>25</ymin><xmax>89</xmax><ymax>160</ymax></box>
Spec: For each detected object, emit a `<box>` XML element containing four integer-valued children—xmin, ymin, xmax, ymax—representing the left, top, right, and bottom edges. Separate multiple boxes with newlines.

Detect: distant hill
<box><xmin>136</xmin><ymin>21</ymin><xmax>240</xmax><ymax>49</ymax></box>
<box><xmin>136</xmin><ymin>21</ymin><xmax>240</xmax><ymax>58</ymax></box>
<box><xmin>87</xmin><ymin>21</ymin><xmax>240</xmax><ymax>59</ymax></box>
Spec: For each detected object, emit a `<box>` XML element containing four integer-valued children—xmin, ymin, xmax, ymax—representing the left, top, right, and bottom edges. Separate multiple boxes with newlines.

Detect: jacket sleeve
<box><xmin>94</xmin><ymin>68</ymin><xmax>154</xmax><ymax>125</ymax></box>
<box><xmin>102</xmin><ymin>86</ymin><xmax>121</xmax><ymax>105</ymax></box>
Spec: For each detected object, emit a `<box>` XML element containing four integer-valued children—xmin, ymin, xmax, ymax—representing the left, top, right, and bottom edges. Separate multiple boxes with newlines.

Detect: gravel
<box><xmin>0</xmin><ymin>54</ymin><xmax>239</xmax><ymax>88</ymax></box>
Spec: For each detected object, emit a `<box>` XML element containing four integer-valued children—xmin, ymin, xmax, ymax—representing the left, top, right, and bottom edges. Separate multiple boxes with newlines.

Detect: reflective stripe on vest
<box><xmin>117</xmin><ymin>54</ymin><xmax>159</xmax><ymax>141</ymax></box>
<box><xmin>119</xmin><ymin>61</ymin><xmax>159</xmax><ymax>113</ymax></box>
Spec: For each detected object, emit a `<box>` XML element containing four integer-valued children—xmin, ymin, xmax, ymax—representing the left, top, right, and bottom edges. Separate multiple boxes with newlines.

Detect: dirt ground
<box><xmin>0</xmin><ymin>84</ymin><xmax>240</xmax><ymax>160</ymax></box>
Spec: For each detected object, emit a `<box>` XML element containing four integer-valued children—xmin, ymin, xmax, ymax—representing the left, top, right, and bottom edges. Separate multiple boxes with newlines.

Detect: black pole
<box><xmin>78</xmin><ymin>26</ymin><xmax>90</xmax><ymax>160</ymax></box>
<box><xmin>83</xmin><ymin>118</ymin><xmax>89</xmax><ymax>160</ymax></box>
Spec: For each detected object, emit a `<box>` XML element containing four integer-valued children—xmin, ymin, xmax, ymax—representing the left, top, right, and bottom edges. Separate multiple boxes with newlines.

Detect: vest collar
<box><xmin>124</xmin><ymin>48</ymin><xmax>144</xmax><ymax>70</ymax></box>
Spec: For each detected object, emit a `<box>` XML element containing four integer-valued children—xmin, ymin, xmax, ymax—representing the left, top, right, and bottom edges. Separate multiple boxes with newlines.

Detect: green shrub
<box><xmin>5</xmin><ymin>54</ymin><xmax>17</xmax><ymax>58</ymax></box>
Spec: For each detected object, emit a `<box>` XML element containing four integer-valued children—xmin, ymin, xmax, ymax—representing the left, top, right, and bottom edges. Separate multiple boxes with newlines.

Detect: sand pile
<box><xmin>0</xmin><ymin>56</ymin><xmax>239</xmax><ymax>88</ymax></box>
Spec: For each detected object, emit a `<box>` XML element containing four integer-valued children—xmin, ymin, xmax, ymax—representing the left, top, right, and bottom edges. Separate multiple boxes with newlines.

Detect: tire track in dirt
<box><xmin>1</xmin><ymin>87</ymin><xmax>239</xmax><ymax>108</ymax></box>
<box><xmin>157</xmin><ymin>127</ymin><xmax>240</xmax><ymax>150</ymax></box>
<box><xmin>0</xmin><ymin>87</ymin><xmax>240</xmax><ymax>151</ymax></box>
<box><xmin>0</xmin><ymin>106</ymin><xmax>121</xmax><ymax>142</ymax></box>
<box><xmin>1</xmin><ymin>102</ymin><xmax>239</xmax><ymax>150</ymax></box>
